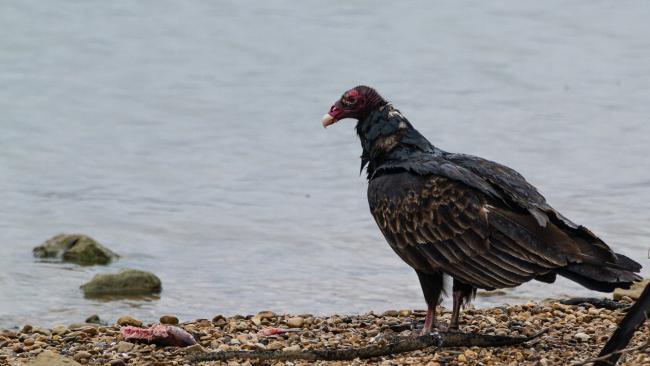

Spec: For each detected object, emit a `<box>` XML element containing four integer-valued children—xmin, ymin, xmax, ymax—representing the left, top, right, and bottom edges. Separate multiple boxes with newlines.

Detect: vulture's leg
<box><xmin>449</xmin><ymin>279</ymin><xmax>476</xmax><ymax>330</ymax></box>
<box><xmin>416</xmin><ymin>271</ymin><xmax>444</xmax><ymax>335</ymax></box>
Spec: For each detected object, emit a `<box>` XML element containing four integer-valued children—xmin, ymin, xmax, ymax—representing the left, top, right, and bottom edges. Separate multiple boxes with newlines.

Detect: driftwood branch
<box><xmin>560</xmin><ymin>298</ymin><xmax>629</xmax><ymax>310</ymax></box>
<box><xmin>188</xmin><ymin>329</ymin><xmax>546</xmax><ymax>363</ymax></box>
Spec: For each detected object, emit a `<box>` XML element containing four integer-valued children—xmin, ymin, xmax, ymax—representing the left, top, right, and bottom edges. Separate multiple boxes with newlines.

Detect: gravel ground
<box><xmin>1</xmin><ymin>299</ymin><xmax>649</xmax><ymax>366</ymax></box>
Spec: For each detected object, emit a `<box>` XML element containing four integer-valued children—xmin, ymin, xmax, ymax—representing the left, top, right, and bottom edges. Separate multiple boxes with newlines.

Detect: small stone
<box><xmin>251</xmin><ymin>316</ymin><xmax>262</xmax><ymax>326</ymax></box>
<box><xmin>116</xmin><ymin>316</ymin><xmax>142</xmax><ymax>327</ymax></box>
<box><xmin>32</xmin><ymin>327</ymin><xmax>51</xmax><ymax>336</ymax></box>
<box><xmin>539</xmin><ymin>358</ymin><xmax>549</xmax><ymax>366</ymax></box>
<box><xmin>286</xmin><ymin>317</ymin><xmax>305</xmax><ymax>328</ymax></box>
<box><xmin>117</xmin><ymin>341</ymin><xmax>135</xmax><ymax>353</ymax></box>
<box><xmin>23</xmin><ymin>337</ymin><xmax>35</xmax><ymax>346</ymax></box>
<box><xmin>266</xmin><ymin>341</ymin><xmax>285</xmax><ymax>350</ymax></box>
<box><xmin>551</xmin><ymin>303</ymin><xmax>567</xmax><ymax>311</ymax></box>
<box><xmin>236</xmin><ymin>334</ymin><xmax>249</xmax><ymax>343</ymax></box>
<box><xmin>183</xmin><ymin>344</ymin><xmax>206</xmax><ymax>354</ymax></box>
<box><xmin>398</xmin><ymin>309</ymin><xmax>412</xmax><ymax>317</ymax></box>
<box><xmin>108</xmin><ymin>360</ymin><xmax>126</xmax><ymax>366</ymax></box>
<box><xmin>458</xmin><ymin>353</ymin><xmax>467</xmax><ymax>362</ymax></box>
<box><xmin>575</xmin><ymin>332</ymin><xmax>590</xmax><ymax>342</ymax></box>
<box><xmin>619</xmin><ymin>295</ymin><xmax>634</xmax><ymax>304</ymax></box>
<box><xmin>464</xmin><ymin>349</ymin><xmax>477</xmax><ymax>359</ymax></box>
<box><xmin>22</xmin><ymin>325</ymin><xmax>33</xmax><ymax>333</ymax></box>
<box><xmin>257</xmin><ymin>311</ymin><xmax>276</xmax><ymax>319</ymax></box>
<box><xmin>382</xmin><ymin>310</ymin><xmax>399</xmax><ymax>317</ymax></box>
<box><xmin>81</xmin><ymin>326</ymin><xmax>99</xmax><ymax>336</ymax></box>
<box><xmin>1</xmin><ymin>330</ymin><xmax>17</xmax><ymax>338</ymax></box>
<box><xmin>73</xmin><ymin>351</ymin><xmax>92</xmax><ymax>361</ymax></box>
<box><xmin>212</xmin><ymin>315</ymin><xmax>226</xmax><ymax>323</ymax></box>
<box><xmin>516</xmin><ymin>311</ymin><xmax>531</xmax><ymax>321</ymax></box>
<box><xmin>85</xmin><ymin>314</ymin><xmax>102</xmax><ymax>324</ymax></box>
<box><xmin>68</xmin><ymin>323</ymin><xmax>92</xmax><ymax>330</ymax></box>
<box><xmin>24</xmin><ymin>350</ymin><xmax>81</xmax><ymax>366</ymax></box>
<box><xmin>160</xmin><ymin>315</ymin><xmax>179</xmax><ymax>325</ymax></box>
<box><xmin>283</xmin><ymin>344</ymin><xmax>300</xmax><ymax>352</ymax></box>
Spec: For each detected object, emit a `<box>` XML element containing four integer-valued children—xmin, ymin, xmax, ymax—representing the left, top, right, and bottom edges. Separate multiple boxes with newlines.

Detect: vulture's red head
<box><xmin>321</xmin><ymin>86</ymin><xmax>387</xmax><ymax>128</ymax></box>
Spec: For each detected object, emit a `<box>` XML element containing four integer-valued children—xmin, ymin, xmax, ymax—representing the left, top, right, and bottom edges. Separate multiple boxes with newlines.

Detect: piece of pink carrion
<box><xmin>121</xmin><ymin>324</ymin><xmax>196</xmax><ymax>347</ymax></box>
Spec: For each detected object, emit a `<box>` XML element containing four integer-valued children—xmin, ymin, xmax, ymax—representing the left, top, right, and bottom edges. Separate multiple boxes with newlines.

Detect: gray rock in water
<box><xmin>80</xmin><ymin>268</ymin><xmax>162</xmax><ymax>297</ymax></box>
<box><xmin>33</xmin><ymin>234</ymin><xmax>119</xmax><ymax>265</ymax></box>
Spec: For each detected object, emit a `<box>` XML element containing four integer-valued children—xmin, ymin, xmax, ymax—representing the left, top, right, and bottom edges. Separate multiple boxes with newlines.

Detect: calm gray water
<box><xmin>1</xmin><ymin>1</ymin><xmax>650</xmax><ymax>329</ymax></box>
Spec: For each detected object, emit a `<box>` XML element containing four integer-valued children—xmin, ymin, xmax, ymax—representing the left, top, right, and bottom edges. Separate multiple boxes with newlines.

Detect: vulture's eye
<box><xmin>341</xmin><ymin>98</ymin><xmax>357</xmax><ymax>107</ymax></box>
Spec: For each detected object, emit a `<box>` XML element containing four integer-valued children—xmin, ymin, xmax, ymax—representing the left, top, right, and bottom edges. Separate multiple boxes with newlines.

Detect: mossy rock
<box><xmin>33</xmin><ymin>234</ymin><xmax>119</xmax><ymax>265</ymax></box>
<box><xmin>80</xmin><ymin>268</ymin><xmax>162</xmax><ymax>297</ymax></box>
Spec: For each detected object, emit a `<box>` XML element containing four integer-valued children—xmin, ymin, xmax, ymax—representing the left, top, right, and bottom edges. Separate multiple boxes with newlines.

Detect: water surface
<box><xmin>1</xmin><ymin>1</ymin><xmax>650</xmax><ymax>328</ymax></box>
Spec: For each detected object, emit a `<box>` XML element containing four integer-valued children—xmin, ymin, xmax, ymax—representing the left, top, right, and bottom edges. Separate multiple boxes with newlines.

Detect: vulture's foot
<box><xmin>447</xmin><ymin>326</ymin><xmax>460</xmax><ymax>332</ymax></box>
<box><xmin>448</xmin><ymin>321</ymin><xmax>460</xmax><ymax>332</ymax></box>
<box><xmin>418</xmin><ymin>322</ymin><xmax>448</xmax><ymax>336</ymax></box>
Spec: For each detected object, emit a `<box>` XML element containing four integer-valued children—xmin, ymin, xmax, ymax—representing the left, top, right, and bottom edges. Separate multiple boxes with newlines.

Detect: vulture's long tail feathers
<box><xmin>489</xmin><ymin>206</ymin><xmax>641</xmax><ymax>292</ymax></box>
<box><xmin>557</xmin><ymin>258</ymin><xmax>642</xmax><ymax>292</ymax></box>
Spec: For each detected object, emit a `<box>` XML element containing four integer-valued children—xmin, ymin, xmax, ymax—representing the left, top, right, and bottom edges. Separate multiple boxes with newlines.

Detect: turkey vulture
<box><xmin>321</xmin><ymin>86</ymin><xmax>642</xmax><ymax>334</ymax></box>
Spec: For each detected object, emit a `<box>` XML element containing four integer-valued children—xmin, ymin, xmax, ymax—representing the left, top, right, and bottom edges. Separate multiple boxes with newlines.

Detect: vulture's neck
<box><xmin>356</xmin><ymin>104</ymin><xmax>435</xmax><ymax>179</ymax></box>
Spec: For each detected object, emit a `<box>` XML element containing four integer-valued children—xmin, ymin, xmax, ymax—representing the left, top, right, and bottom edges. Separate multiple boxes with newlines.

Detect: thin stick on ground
<box><xmin>188</xmin><ymin>329</ymin><xmax>547</xmax><ymax>363</ymax></box>
<box><xmin>560</xmin><ymin>298</ymin><xmax>629</xmax><ymax>310</ymax></box>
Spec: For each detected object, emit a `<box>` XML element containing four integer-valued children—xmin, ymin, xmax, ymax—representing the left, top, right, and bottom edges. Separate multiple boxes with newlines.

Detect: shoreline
<box><xmin>1</xmin><ymin>300</ymin><xmax>648</xmax><ymax>365</ymax></box>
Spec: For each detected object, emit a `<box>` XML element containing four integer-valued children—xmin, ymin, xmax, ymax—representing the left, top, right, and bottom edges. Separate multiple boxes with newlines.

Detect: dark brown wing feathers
<box><xmin>368</xmin><ymin>171</ymin><xmax>640</xmax><ymax>291</ymax></box>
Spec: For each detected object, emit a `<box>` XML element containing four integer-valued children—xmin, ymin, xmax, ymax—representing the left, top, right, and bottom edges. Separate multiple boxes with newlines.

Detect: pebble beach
<box><xmin>2</xmin><ymin>299</ymin><xmax>649</xmax><ymax>366</ymax></box>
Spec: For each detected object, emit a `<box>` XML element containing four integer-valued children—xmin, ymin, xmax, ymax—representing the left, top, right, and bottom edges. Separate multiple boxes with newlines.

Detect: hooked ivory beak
<box><xmin>321</xmin><ymin>114</ymin><xmax>336</xmax><ymax>128</ymax></box>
